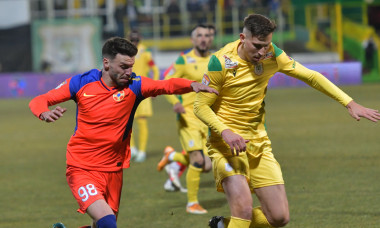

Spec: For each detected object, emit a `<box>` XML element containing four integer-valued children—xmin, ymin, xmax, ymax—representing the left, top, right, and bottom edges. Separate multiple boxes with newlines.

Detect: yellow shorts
<box><xmin>135</xmin><ymin>98</ymin><xmax>153</xmax><ymax>118</ymax></box>
<box><xmin>177</xmin><ymin>105</ymin><xmax>208</xmax><ymax>154</ymax></box>
<box><xmin>207</xmin><ymin>136</ymin><xmax>284</xmax><ymax>192</ymax></box>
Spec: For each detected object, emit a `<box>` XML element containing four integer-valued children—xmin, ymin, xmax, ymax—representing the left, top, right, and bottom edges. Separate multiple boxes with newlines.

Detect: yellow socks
<box><xmin>137</xmin><ymin>118</ymin><xmax>148</xmax><ymax>153</ymax></box>
<box><xmin>172</xmin><ymin>152</ymin><xmax>189</xmax><ymax>165</ymax></box>
<box><xmin>227</xmin><ymin>216</ymin><xmax>251</xmax><ymax>228</ymax></box>
<box><xmin>250</xmin><ymin>206</ymin><xmax>273</xmax><ymax>228</ymax></box>
<box><xmin>222</xmin><ymin>207</ymin><xmax>273</xmax><ymax>228</ymax></box>
<box><xmin>186</xmin><ymin>164</ymin><xmax>202</xmax><ymax>203</ymax></box>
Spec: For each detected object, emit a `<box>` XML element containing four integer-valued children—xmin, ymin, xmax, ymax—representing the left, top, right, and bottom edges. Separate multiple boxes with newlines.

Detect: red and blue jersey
<box><xmin>29</xmin><ymin>69</ymin><xmax>193</xmax><ymax>171</ymax></box>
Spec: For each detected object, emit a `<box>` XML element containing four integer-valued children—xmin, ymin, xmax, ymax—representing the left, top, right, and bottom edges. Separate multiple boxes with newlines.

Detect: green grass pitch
<box><xmin>1</xmin><ymin>83</ymin><xmax>379</xmax><ymax>228</ymax></box>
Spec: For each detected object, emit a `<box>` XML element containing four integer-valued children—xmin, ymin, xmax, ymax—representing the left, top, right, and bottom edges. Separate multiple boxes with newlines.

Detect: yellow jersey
<box><xmin>133</xmin><ymin>43</ymin><xmax>159</xmax><ymax>80</ymax></box>
<box><xmin>194</xmin><ymin>40</ymin><xmax>353</xmax><ymax>140</ymax></box>
<box><xmin>165</xmin><ymin>49</ymin><xmax>211</xmax><ymax>107</ymax></box>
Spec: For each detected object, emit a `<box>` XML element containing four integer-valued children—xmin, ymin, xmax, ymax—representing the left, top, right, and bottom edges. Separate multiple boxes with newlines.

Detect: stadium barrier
<box><xmin>0</xmin><ymin>62</ymin><xmax>361</xmax><ymax>99</ymax></box>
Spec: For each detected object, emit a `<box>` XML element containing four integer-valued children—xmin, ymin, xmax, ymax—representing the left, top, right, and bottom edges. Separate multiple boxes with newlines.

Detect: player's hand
<box><xmin>39</xmin><ymin>106</ymin><xmax>67</xmax><ymax>123</ymax></box>
<box><xmin>191</xmin><ymin>82</ymin><xmax>219</xmax><ymax>95</ymax></box>
<box><xmin>221</xmin><ymin>129</ymin><xmax>249</xmax><ymax>156</ymax></box>
<box><xmin>346</xmin><ymin>100</ymin><xmax>380</xmax><ymax>122</ymax></box>
<box><xmin>173</xmin><ymin>102</ymin><xmax>185</xmax><ymax>114</ymax></box>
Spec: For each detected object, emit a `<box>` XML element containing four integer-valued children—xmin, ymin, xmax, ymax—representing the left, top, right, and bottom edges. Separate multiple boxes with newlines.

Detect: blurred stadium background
<box><xmin>1</xmin><ymin>0</ymin><xmax>380</xmax><ymax>227</ymax></box>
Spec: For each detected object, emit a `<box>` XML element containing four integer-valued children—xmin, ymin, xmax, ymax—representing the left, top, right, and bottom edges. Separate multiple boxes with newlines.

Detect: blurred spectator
<box><xmin>363</xmin><ymin>37</ymin><xmax>377</xmax><ymax>73</ymax></box>
<box><xmin>187</xmin><ymin>0</ymin><xmax>201</xmax><ymax>25</ymax></box>
<box><xmin>166</xmin><ymin>0</ymin><xmax>181</xmax><ymax>36</ymax></box>
<box><xmin>223</xmin><ymin>0</ymin><xmax>235</xmax><ymax>34</ymax></box>
<box><xmin>127</xmin><ymin>0</ymin><xmax>139</xmax><ymax>30</ymax></box>
<box><xmin>239</xmin><ymin>0</ymin><xmax>253</xmax><ymax>21</ymax></box>
<box><xmin>114</xmin><ymin>2</ymin><xmax>126</xmax><ymax>37</ymax></box>
<box><xmin>54</xmin><ymin>0</ymin><xmax>66</xmax><ymax>10</ymax></box>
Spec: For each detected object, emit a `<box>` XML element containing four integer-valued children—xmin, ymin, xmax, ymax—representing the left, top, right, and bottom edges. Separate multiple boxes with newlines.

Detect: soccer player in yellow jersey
<box><xmin>193</xmin><ymin>14</ymin><xmax>380</xmax><ymax>228</ymax></box>
<box><xmin>128</xmin><ymin>30</ymin><xmax>160</xmax><ymax>162</ymax></box>
<box><xmin>158</xmin><ymin>24</ymin><xmax>213</xmax><ymax>214</ymax></box>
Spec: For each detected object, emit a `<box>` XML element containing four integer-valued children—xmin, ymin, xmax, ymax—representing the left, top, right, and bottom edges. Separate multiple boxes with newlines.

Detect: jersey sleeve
<box><xmin>194</xmin><ymin>55</ymin><xmax>229</xmax><ymax>135</ymax></box>
<box><xmin>273</xmin><ymin>43</ymin><xmax>353</xmax><ymax>106</ymax></box>
<box><xmin>140</xmin><ymin>76</ymin><xmax>194</xmax><ymax>98</ymax></box>
<box><xmin>29</xmin><ymin>78</ymin><xmax>73</xmax><ymax>119</ymax></box>
<box><xmin>164</xmin><ymin>55</ymin><xmax>187</xmax><ymax>105</ymax></box>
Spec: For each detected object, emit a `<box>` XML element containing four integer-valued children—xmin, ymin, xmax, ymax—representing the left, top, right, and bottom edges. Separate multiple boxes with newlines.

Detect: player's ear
<box><xmin>103</xmin><ymin>57</ymin><xmax>110</xmax><ymax>71</ymax></box>
<box><xmin>239</xmin><ymin>32</ymin><xmax>245</xmax><ymax>44</ymax></box>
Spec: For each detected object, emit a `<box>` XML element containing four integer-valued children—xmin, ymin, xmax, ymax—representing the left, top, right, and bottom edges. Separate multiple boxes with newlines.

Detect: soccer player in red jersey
<box><xmin>29</xmin><ymin>37</ymin><xmax>218</xmax><ymax>228</ymax></box>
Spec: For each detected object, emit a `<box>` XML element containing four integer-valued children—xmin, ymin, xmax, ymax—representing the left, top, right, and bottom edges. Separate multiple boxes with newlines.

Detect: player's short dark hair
<box><xmin>207</xmin><ymin>24</ymin><xmax>216</xmax><ymax>33</ymax></box>
<box><xmin>128</xmin><ymin>29</ymin><xmax>140</xmax><ymax>43</ymax></box>
<box><xmin>102</xmin><ymin>37</ymin><xmax>138</xmax><ymax>59</ymax></box>
<box><xmin>243</xmin><ymin>14</ymin><xmax>276</xmax><ymax>38</ymax></box>
<box><xmin>190</xmin><ymin>24</ymin><xmax>208</xmax><ymax>36</ymax></box>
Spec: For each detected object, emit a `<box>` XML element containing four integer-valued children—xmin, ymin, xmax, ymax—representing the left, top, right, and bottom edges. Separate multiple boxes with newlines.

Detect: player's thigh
<box><xmin>207</xmin><ymin>140</ymin><xmax>250</xmax><ymax>192</ymax></box>
<box><xmin>247</xmin><ymin>137</ymin><xmax>284</xmax><ymax>190</ymax></box>
<box><xmin>254</xmin><ymin>184</ymin><xmax>289</xmax><ymax>223</ymax></box>
<box><xmin>178</xmin><ymin>114</ymin><xmax>207</xmax><ymax>152</ymax></box>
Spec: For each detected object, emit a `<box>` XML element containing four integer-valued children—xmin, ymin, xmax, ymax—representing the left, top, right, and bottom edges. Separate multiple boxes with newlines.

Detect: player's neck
<box><xmin>194</xmin><ymin>48</ymin><xmax>209</xmax><ymax>58</ymax></box>
<box><xmin>237</xmin><ymin>42</ymin><xmax>248</xmax><ymax>62</ymax></box>
<box><xmin>101</xmin><ymin>70</ymin><xmax>115</xmax><ymax>88</ymax></box>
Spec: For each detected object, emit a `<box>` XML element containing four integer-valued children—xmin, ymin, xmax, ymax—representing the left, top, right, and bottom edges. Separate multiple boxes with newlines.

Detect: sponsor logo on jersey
<box><xmin>168</xmin><ymin>68</ymin><xmax>175</xmax><ymax>76</ymax></box>
<box><xmin>83</xmin><ymin>93</ymin><xmax>96</xmax><ymax>97</ymax></box>
<box><xmin>233</xmin><ymin>69</ymin><xmax>237</xmax><ymax>77</ymax></box>
<box><xmin>223</xmin><ymin>55</ymin><xmax>238</xmax><ymax>69</ymax></box>
<box><xmin>113</xmin><ymin>90</ymin><xmax>125</xmax><ymax>102</ymax></box>
<box><xmin>187</xmin><ymin>56</ymin><xmax>196</xmax><ymax>63</ymax></box>
<box><xmin>131</xmin><ymin>77</ymin><xmax>140</xmax><ymax>81</ymax></box>
<box><xmin>225</xmin><ymin>163</ymin><xmax>233</xmax><ymax>172</ymax></box>
<box><xmin>263</xmin><ymin>51</ymin><xmax>273</xmax><ymax>60</ymax></box>
<box><xmin>254</xmin><ymin>62</ymin><xmax>264</xmax><ymax>75</ymax></box>
<box><xmin>202</xmin><ymin>74</ymin><xmax>210</xmax><ymax>85</ymax></box>
<box><xmin>55</xmin><ymin>80</ymin><xmax>67</xmax><ymax>89</ymax></box>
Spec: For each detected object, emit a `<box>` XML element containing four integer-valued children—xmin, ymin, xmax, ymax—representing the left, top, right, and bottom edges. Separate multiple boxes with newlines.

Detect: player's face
<box><xmin>192</xmin><ymin>27</ymin><xmax>211</xmax><ymax>54</ymax></box>
<box><xmin>208</xmin><ymin>28</ymin><xmax>215</xmax><ymax>47</ymax></box>
<box><xmin>239</xmin><ymin>31</ymin><xmax>272</xmax><ymax>64</ymax></box>
<box><xmin>104</xmin><ymin>53</ymin><xmax>135</xmax><ymax>88</ymax></box>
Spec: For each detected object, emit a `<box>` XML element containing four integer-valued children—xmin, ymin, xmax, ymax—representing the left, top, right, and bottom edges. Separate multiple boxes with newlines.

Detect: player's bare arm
<box><xmin>190</xmin><ymin>82</ymin><xmax>219</xmax><ymax>95</ymax></box>
<box><xmin>346</xmin><ymin>100</ymin><xmax>380</xmax><ymax>122</ymax></box>
<box><xmin>39</xmin><ymin>106</ymin><xmax>67</xmax><ymax>123</ymax></box>
<box><xmin>221</xmin><ymin>129</ymin><xmax>250</xmax><ymax>156</ymax></box>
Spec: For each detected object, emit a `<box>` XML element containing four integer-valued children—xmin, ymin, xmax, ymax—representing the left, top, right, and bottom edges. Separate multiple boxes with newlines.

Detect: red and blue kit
<box><xmin>29</xmin><ymin>69</ymin><xmax>193</xmax><ymax>171</ymax></box>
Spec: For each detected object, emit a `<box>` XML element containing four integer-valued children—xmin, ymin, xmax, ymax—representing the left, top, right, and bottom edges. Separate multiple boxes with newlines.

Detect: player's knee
<box><xmin>267</xmin><ymin>213</ymin><xmax>289</xmax><ymax>227</ymax></box>
<box><xmin>96</xmin><ymin>214</ymin><xmax>117</xmax><ymax>228</ymax></box>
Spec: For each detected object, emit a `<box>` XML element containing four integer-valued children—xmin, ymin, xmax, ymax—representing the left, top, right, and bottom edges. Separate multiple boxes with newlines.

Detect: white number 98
<box><xmin>78</xmin><ymin>184</ymin><xmax>98</xmax><ymax>202</ymax></box>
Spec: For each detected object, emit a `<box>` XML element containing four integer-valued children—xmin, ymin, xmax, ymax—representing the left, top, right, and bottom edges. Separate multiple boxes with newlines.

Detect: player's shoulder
<box><xmin>68</xmin><ymin>69</ymin><xmax>102</xmax><ymax>93</ymax></box>
<box><xmin>71</xmin><ymin>69</ymin><xmax>101</xmax><ymax>85</ymax></box>
<box><xmin>271</xmin><ymin>42</ymin><xmax>284</xmax><ymax>58</ymax></box>
<box><xmin>175</xmin><ymin>55</ymin><xmax>186</xmax><ymax>65</ymax></box>
<box><xmin>208</xmin><ymin>40</ymin><xmax>239</xmax><ymax>72</ymax></box>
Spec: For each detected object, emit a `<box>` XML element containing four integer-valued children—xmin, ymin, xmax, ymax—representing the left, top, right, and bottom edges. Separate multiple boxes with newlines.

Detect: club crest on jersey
<box><xmin>223</xmin><ymin>55</ymin><xmax>238</xmax><ymax>69</ymax></box>
<box><xmin>202</xmin><ymin>74</ymin><xmax>210</xmax><ymax>85</ymax></box>
<box><xmin>254</xmin><ymin>62</ymin><xmax>264</xmax><ymax>75</ymax></box>
<box><xmin>113</xmin><ymin>90</ymin><xmax>125</xmax><ymax>102</ymax></box>
<box><xmin>55</xmin><ymin>80</ymin><xmax>67</xmax><ymax>89</ymax></box>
